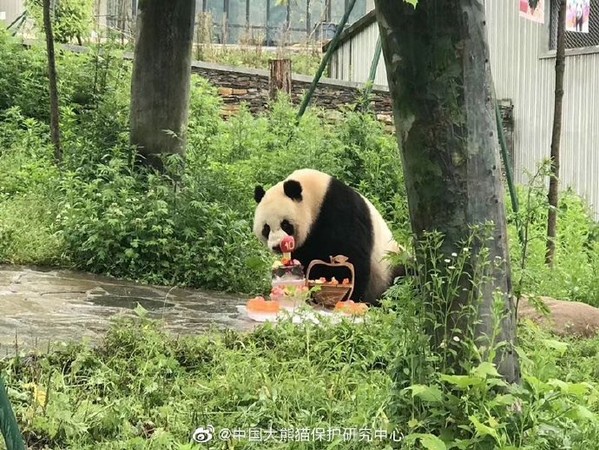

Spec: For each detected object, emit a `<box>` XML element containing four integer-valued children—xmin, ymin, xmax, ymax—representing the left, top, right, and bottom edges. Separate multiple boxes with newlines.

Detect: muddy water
<box><xmin>0</xmin><ymin>265</ymin><xmax>258</xmax><ymax>357</ymax></box>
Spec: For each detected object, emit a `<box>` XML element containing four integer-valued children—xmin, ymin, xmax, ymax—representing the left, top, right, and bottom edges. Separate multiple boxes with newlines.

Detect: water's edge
<box><xmin>0</xmin><ymin>265</ymin><xmax>258</xmax><ymax>357</ymax></box>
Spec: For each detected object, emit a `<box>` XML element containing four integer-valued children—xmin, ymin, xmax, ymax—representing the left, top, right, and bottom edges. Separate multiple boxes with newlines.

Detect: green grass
<box><xmin>194</xmin><ymin>45</ymin><xmax>323</xmax><ymax>76</ymax></box>
<box><xmin>2</xmin><ymin>304</ymin><xmax>599</xmax><ymax>449</ymax></box>
<box><xmin>1</xmin><ymin>310</ymin><xmax>397</xmax><ymax>450</ymax></box>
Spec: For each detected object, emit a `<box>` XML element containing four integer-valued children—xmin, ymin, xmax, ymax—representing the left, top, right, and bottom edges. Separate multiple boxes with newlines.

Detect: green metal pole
<box><xmin>296</xmin><ymin>0</ymin><xmax>358</xmax><ymax>119</ymax></box>
<box><xmin>0</xmin><ymin>375</ymin><xmax>26</xmax><ymax>450</ymax></box>
<box><xmin>7</xmin><ymin>11</ymin><xmax>28</xmax><ymax>35</ymax></box>
<box><xmin>368</xmin><ymin>36</ymin><xmax>382</xmax><ymax>84</ymax></box>
<box><xmin>359</xmin><ymin>35</ymin><xmax>382</xmax><ymax>110</ymax></box>
<box><xmin>495</xmin><ymin>98</ymin><xmax>524</xmax><ymax>247</ymax></box>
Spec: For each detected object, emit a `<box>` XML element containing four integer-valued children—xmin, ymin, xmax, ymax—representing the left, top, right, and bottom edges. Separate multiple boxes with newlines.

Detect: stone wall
<box><xmin>25</xmin><ymin>41</ymin><xmax>394</xmax><ymax>122</ymax></box>
<box><xmin>190</xmin><ymin>61</ymin><xmax>394</xmax><ymax>122</ymax></box>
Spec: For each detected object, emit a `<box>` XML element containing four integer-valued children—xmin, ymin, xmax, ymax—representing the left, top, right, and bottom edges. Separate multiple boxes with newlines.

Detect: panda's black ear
<box><xmin>254</xmin><ymin>185</ymin><xmax>266</xmax><ymax>203</ymax></box>
<box><xmin>283</xmin><ymin>179</ymin><xmax>303</xmax><ymax>201</ymax></box>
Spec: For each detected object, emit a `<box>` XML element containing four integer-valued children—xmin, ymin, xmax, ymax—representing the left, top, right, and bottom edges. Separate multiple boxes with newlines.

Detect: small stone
<box><xmin>218</xmin><ymin>87</ymin><xmax>233</xmax><ymax>96</ymax></box>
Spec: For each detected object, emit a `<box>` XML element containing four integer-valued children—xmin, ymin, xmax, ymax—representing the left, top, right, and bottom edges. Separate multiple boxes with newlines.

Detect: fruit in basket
<box><xmin>334</xmin><ymin>300</ymin><xmax>368</xmax><ymax>316</ymax></box>
<box><xmin>308</xmin><ymin>277</ymin><xmax>352</xmax><ymax>286</ymax></box>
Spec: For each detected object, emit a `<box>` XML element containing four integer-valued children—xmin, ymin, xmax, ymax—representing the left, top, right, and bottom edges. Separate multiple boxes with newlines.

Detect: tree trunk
<box><xmin>268</xmin><ymin>58</ymin><xmax>292</xmax><ymax>101</ymax></box>
<box><xmin>43</xmin><ymin>0</ymin><xmax>62</xmax><ymax>166</ymax></box>
<box><xmin>129</xmin><ymin>0</ymin><xmax>196</xmax><ymax>172</ymax></box>
<box><xmin>545</xmin><ymin>0</ymin><xmax>566</xmax><ymax>268</ymax></box>
<box><xmin>374</xmin><ymin>0</ymin><xmax>520</xmax><ymax>383</ymax></box>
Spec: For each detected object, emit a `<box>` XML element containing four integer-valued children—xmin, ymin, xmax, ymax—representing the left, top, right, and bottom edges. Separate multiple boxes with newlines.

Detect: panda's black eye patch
<box><xmin>280</xmin><ymin>219</ymin><xmax>294</xmax><ymax>235</ymax></box>
<box><xmin>262</xmin><ymin>224</ymin><xmax>270</xmax><ymax>239</ymax></box>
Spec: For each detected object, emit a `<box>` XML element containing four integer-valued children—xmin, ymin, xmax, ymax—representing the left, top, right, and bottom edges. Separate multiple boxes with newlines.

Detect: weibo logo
<box><xmin>192</xmin><ymin>425</ymin><xmax>214</xmax><ymax>443</ymax></box>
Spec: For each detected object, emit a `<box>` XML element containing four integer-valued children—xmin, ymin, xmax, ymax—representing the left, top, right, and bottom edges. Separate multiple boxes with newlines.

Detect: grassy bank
<box><xmin>2</xmin><ymin>299</ymin><xmax>599</xmax><ymax>449</ymax></box>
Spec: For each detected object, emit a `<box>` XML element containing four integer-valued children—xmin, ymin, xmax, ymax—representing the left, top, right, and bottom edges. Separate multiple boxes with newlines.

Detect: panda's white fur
<box><xmin>361</xmin><ymin>194</ymin><xmax>403</xmax><ymax>300</ymax></box>
<box><xmin>253</xmin><ymin>168</ymin><xmax>405</xmax><ymax>304</ymax></box>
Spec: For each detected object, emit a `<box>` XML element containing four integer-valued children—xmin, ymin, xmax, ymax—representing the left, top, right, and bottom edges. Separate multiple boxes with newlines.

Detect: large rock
<box><xmin>518</xmin><ymin>296</ymin><xmax>599</xmax><ymax>338</ymax></box>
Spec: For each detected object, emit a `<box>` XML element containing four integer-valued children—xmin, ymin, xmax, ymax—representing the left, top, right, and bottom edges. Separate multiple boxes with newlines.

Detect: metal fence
<box><xmin>549</xmin><ymin>0</ymin><xmax>599</xmax><ymax>49</ymax></box>
<box><xmin>102</xmin><ymin>0</ymin><xmax>368</xmax><ymax>46</ymax></box>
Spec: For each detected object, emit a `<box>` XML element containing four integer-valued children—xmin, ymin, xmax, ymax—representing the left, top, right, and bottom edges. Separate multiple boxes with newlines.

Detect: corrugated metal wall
<box><xmin>0</xmin><ymin>0</ymin><xmax>25</xmax><ymax>25</ymax></box>
<box><xmin>330</xmin><ymin>20</ymin><xmax>387</xmax><ymax>86</ymax></box>
<box><xmin>486</xmin><ymin>1</ymin><xmax>599</xmax><ymax>219</ymax></box>
<box><xmin>329</xmin><ymin>1</ymin><xmax>599</xmax><ymax>219</ymax></box>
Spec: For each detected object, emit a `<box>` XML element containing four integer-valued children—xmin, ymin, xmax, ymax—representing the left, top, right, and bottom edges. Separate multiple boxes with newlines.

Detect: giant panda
<box><xmin>253</xmin><ymin>168</ymin><xmax>407</xmax><ymax>306</ymax></box>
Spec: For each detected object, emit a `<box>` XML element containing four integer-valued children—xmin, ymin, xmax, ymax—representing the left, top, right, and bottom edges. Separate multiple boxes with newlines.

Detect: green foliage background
<box><xmin>0</xmin><ymin>29</ymin><xmax>410</xmax><ymax>296</ymax></box>
<box><xmin>3</xmin><ymin>17</ymin><xmax>599</xmax><ymax>450</ymax></box>
<box><xmin>1</xmin><ymin>27</ymin><xmax>599</xmax><ymax>303</ymax></box>
<box><xmin>24</xmin><ymin>0</ymin><xmax>95</xmax><ymax>44</ymax></box>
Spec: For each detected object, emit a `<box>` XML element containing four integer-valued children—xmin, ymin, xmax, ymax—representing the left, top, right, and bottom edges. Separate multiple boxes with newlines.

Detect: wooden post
<box><xmin>268</xmin><ymin>58</ymin><xmax>292</xmax><ymax>101</ymax></box>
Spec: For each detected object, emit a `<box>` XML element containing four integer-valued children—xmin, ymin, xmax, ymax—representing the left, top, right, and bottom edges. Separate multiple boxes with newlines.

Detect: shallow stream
<box><xmin>0</xmin><ymin>265</ymin><xmax>257</xmax><ymax>357</ymax></box>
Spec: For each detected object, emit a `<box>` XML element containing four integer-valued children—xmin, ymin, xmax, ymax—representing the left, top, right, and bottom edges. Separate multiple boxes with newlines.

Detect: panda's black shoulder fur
<box><xmin>292</xmin><ymin>176</ymin><xmax>375</xmax><ymax>303</ymax></box>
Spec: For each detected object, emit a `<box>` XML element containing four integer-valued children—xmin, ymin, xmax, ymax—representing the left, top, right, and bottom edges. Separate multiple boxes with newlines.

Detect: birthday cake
<box><xmin>271</xmin><ymin>259</ymin><xmax>305</xmax><ymax>285</ymax></box>
<box><xmin>271</xmin><ymin>236</ymin><xmax>306</xmax><ymax>287</ymax></box>
<box><xmin>242</xmin><ymin>236</ymin><xmax>367</xmax><ymax>322</ymax></box>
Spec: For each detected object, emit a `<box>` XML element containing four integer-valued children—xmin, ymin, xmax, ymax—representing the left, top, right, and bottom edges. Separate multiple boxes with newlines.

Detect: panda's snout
<box><xmin>271</xmin><ymin>244</ymin><xmax>283</xmax><ymax>254</ymax></box>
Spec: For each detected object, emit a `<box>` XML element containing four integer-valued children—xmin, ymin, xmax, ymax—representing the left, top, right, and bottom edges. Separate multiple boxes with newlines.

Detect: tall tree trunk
<box><xmin>129</xmin><ymin>0</ymin><xmax>196</xmax><ymax>172</ymax></box>
<box><xmin>545</xmin><ymin>0</ymin><xmax>566</xmax><ymax>267</ymax></box>
<box><xmin>43</xmin><ymin>0</ymin><xmax>62</xmax><ymax>166</ymax></box>
<box><xmin>374</xmin><ymin>0</ymin><xmax>520</xmax><ymax>383</ymax></box>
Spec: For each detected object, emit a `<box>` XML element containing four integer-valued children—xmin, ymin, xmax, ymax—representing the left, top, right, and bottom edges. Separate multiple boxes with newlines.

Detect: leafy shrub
<box><xmin>383</xmin><ymin>235</ymin><xmax>599</xmax><ymax>450</ymax></box>
<box><xmin>0</xmin><ymin>107</ymin><xmax>62</xmax><ymax>265</ymax></box>
<box><xmin>57</xmin><ymin>158</ymin><xmax>269</xmax><ymax>294</ymax></box>
<box><xmin>507</xmin><ymin>163</ymin><xmax>599</xmax><ymax>306</ymax></box>
<box><xmin>25</xmin><ymin>0</ymin><xmax>95</xmax><ymax>45</ymax></box>
<box><xmin>0</xmin><ymin>30</ymin><xmax>51</xmax><ymax>122</ymax></box>
<box><xmin>2</xmin><ymin>30</ymin><xmax>599</xmax><ymax>308</ymax></box>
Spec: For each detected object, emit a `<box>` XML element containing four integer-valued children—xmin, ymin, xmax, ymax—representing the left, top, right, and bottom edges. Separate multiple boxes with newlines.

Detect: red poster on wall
<box><xmin>520</xmin><ymin>0</ymin><xmax>545</xmax><ymax>23</ymax></box>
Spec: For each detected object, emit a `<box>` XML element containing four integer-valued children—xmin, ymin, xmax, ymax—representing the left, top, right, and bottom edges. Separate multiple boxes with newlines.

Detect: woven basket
<box><xmin>306</xmin><ymin>255</ymin><xmax>354</xmax><ymax>308</ymax></box>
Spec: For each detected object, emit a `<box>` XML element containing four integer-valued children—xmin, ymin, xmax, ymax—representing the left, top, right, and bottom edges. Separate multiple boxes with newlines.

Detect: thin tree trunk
<box><xmin>129</xmin><ymin>0</ymin><xmax>196</xmax><ymax>172</ymax></box>
<box><xmin>545</xmin><ymin>0</ymin><xmax>566</xmax><ymax>267</ymax></box>
<box><xmin>43</xmin><ymin>0</ymin><xmax>62</xmax><ymax>166</ymax></box>
<box><xmin>374</xmin><ymin>0</ymin><xmax>520</xmax><ymax>383</ymax></box>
